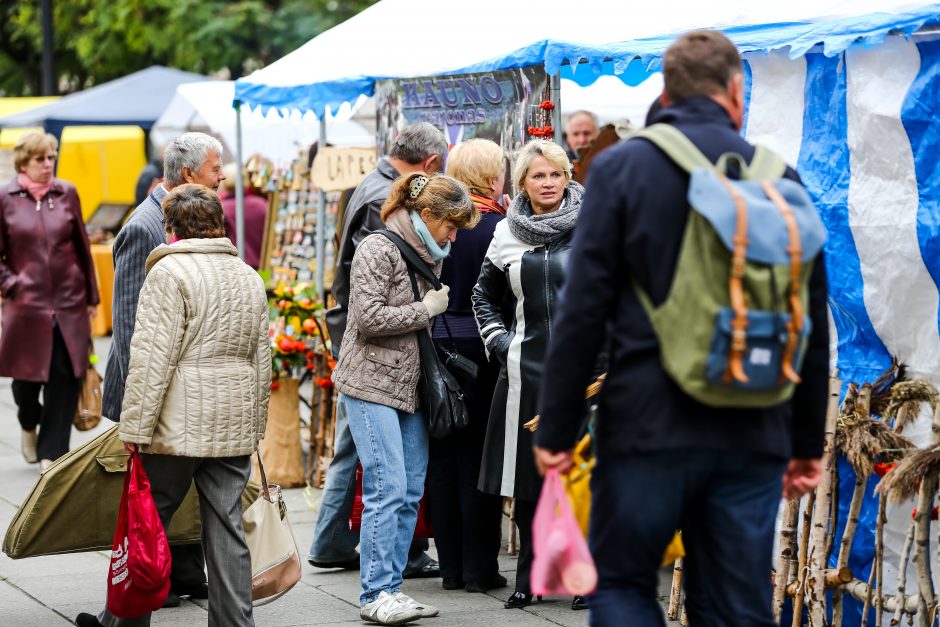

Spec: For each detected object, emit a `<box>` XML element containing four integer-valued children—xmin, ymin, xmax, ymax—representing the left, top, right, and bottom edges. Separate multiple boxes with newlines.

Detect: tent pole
<box><xmin>316</xmin><ymin>115</ymin><xmax>327</xmax><ymax>298</ymax></box>
<box><xmin>551</xmin><ymin>71</ymin><xmax>562</xmax><ymax>144</ymax></box>
<box><xmin>234</xmin><ymin>100</ymin><xmax>246</xmax><ymax>261</ymax></box>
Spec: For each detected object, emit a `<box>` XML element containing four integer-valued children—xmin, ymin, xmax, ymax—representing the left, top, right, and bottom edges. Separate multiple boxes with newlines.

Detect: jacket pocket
<box><xmin>363</xmin><ymin>344</ymin><xmax>404</xmax><ymax>393</ymax></box>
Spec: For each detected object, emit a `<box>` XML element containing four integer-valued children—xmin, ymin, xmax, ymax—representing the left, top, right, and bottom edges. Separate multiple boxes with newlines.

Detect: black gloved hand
<box><xmin>488</xmin><ymin>331</ymin><xmax>514</xmax><ymax>365</ymax></box>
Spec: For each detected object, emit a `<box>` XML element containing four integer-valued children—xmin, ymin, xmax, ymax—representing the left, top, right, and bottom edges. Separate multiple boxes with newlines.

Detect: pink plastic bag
<box><xmin>531</xmin><ymin>468</ymin><xmax>598</xmax><ymax>596</ymax></box>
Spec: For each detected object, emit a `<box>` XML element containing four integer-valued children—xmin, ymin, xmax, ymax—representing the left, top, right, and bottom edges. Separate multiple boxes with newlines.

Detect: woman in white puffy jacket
<box><xmin>79</xmin><ymin>183</ymin><xmax>271</xmax><ymax>627</ymax></box>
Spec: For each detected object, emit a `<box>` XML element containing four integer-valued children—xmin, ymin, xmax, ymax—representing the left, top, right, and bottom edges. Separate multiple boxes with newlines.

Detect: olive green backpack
<box><xmin>632</xmin><ymin>124</ymin><xmax>827</xmax><ymax>408</ymax></box>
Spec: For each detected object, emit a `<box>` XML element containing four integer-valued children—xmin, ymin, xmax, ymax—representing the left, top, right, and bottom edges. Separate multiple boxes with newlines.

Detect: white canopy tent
<box><xmin>152</xmin><ymin>81</ymin><xmax>373</xmax><ymax>167</ymax></box>
<box><xmin>560</xmin><ymin>74</ymin><xmax>665</xmax><ymax>128</ymax></box>
<box><xmin>234</xmin><ymin>0</ymin><xmax>938</xmax><ymax>117</ymax></box>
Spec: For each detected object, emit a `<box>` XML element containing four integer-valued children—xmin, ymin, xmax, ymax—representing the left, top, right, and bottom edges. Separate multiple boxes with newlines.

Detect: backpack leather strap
<box><xmin>761</xmin><ymin>180</ymin><xmax>804</xmax><ymax>384</ymax></box>
<box><xmin>717</xmin><ymin>176</ymin><xmax>750</xmax><ymax>384</ymax></box>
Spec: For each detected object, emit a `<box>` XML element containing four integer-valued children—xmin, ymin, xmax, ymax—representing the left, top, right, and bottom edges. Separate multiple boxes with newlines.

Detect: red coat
<box><xmin>0</xmin><ymin>177</ymin><xmax>99</xmax><ymax>381</ymax></box>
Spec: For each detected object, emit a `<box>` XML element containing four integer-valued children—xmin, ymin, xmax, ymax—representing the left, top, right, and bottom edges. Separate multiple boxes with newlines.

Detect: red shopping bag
<box><xmin>531</xmin><ymin>468</ymin><xmax>598</xmax><ymax>597</ymax></box>
<box><xmin>349</xmin><ymin>463</ymin><xmax>433</xmax><ymax>538</ymax></box>
<box><xmin>106</xmin><ymin>450</ymin><xmax>172</xmax><ymax>618</ymax></box>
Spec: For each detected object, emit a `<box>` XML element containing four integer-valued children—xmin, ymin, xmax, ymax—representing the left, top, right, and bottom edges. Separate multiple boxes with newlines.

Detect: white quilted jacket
<box><xmin>119</xmin><ymin>238</ymin><xmax>271</xmax><ymax>457</ymax></box>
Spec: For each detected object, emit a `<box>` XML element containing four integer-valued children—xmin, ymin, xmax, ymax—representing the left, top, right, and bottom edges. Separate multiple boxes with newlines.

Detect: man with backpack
<box><xmin>534</xmin><ymin>30</ymin><xmax>829</xmax><ymax>625</ymax></box>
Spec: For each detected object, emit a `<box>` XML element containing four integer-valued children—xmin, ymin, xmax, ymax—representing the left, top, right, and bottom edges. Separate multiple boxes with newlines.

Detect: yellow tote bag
<box><xmin>561</xmin><ymin>433</ymin><xmax>685</xmax><ymax>566</ymax></box>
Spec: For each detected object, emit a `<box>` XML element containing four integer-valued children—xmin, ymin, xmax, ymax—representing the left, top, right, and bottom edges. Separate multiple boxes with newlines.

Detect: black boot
<box><xmin>504</xmin><ymin>591</ymin><xmax>541</xmax><ymax>609</ymax></box>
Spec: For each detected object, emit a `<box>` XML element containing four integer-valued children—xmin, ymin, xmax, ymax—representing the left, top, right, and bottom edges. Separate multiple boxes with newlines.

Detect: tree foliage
<box><xmin>0</xmin><ymin>0</ymin><xmax>378</xmax><ymax>96</ymax></box>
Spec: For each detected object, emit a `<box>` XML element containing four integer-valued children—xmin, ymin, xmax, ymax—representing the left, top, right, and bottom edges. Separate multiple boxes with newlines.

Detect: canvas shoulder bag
<box><xmin>376</xmin><ymin>229</ymin><xmax>474</xmax><ymax>438</ymax></box>
<box><xmin>242</xmin><ymin>451</ymin><xmax>302</xmax><ymax>606</ymax></box>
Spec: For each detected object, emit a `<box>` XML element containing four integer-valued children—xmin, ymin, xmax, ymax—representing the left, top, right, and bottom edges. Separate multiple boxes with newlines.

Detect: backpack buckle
<box><xmin>731</xmin><ymin>329</ymin><xmax>747</xmax><ymax>352</ymax></box>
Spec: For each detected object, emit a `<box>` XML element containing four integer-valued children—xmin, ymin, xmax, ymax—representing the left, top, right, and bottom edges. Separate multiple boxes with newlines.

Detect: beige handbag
<box><xmin>242</xmin><ymin>451</ymin><xmax>302</xmax><ymax>606</ymax></box>
<box><xmin>74</xmin><ymin>353</ymin><xmax>103</xmax><ymax>431</ymax></box>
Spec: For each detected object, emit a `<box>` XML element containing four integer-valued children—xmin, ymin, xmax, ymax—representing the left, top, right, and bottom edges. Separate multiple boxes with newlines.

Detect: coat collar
<box><xmin>384</xmin><ymin>208</ymin><xmax>436</xmax><ymax>266</ymax></box>
<box><xmin>145</xmin><ymin>237</ymin><xmax>238</xmax><ymax>274</ymax></box>
<box><xmin>376</xmin><ymin>157</ymin><xmax>399</xmax><ymax>181</ymax></box>
<box><xmin>651</xmin><ymin>95</ymin><xmax>738</xmax><ymax>131</ymax></box>
<box><xmin>5</xmin><ymin>176</ymin><xmax>67</xmax><ymax>197</ymax></box>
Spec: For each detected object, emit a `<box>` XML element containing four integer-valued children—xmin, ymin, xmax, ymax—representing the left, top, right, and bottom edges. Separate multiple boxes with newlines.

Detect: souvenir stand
<box><xmin>234</xmin><ymin>2</ymin><xmax>940</xmax><ymax>622</ymax></box>
<box><xmin>242</xmin><ymin>151</ymin><xmax>336</xmax><ymax>488</ymax></box>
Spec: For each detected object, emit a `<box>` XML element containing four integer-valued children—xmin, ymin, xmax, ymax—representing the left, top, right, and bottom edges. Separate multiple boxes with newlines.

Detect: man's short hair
<box><xmin>663</xmin><ymin>30</ymin><xmax>743</xmax><ymax>104</ymax></box>
<box><xmin>565</xmin><ymin>110</ymin><xmax>598</xmax><ymax>130</ymax></box>
<box><xmin>163</xmin><ymin>132</ymin><xmax>224</xmax><ymax>188</ymax></box>
<box><xmin>389</xmin><ymin>122</ymin><xmax>448</xmax><ymax>165</ymax></box>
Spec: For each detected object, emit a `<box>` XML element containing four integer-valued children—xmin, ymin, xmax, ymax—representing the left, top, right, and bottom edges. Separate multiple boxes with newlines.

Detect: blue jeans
<box><xmin>342</xmin><ymin>394</ymin><xmax>429</xmax><ymax>605</ymax></box>
<box><xmin>307</xmin><ymin>400</ymin><xmax>360</xmax><ymax>563</ymax></box>
<box><xmin>588</xmin><ymin>449</ymin><xmax>786</xmax><ymax>627</ymax></box>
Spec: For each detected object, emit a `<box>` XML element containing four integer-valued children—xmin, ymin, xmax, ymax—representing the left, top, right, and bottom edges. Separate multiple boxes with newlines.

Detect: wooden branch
<box><xmin>774</xmin><ymin>497</ymin><xmax>801</xmax><ymax>622</ymax></box>
<box><xmin>913</xmin><ymin>476</ymin><xmax>936</xmax><ymax>627</ymax></box>
<box><xmin>792</xmin><ymin>489</ymin><xmax>817</xmax><ymax>627</ymax></box>
<box><xmin>842</xmin><ymin>579</ymin><xmax>919</xmax><ymax>614</ymax></box>
<box><xmin>786</xmin><ymin>567</ymin><xmax>853</xmax><ymax>596</ymax></box>
<box><xmin>808</xmin><ymin>375</ymin><xmax>844</xmax><ymax>625</ymax></box>
<box><xmin>827</xmin><ymin>468</ymin><xmax>840</xmax><ymax>564</ymax></box>
<box><xmin>893</xmin><ymin>520</ymin><xmax>916</xmax><ymax>627</ymax></box>
<box><xmin>875</xmin><ymin>496</ymin><xmax>886</xmax><ymax>627</ymax></box>
<box><xmin>667</xmin><ymin>558</ymin><xmax>683</xmax><ymax>621</ymax></box>
<box><xmin>862</xmin><ymin>496</ymin><xmax>887</xmax><ymax>627</ymax></box>
<box><xmin>834</xmin><ymin>473</ymin><xmax>868</xmax><ymax>626</ymax></box>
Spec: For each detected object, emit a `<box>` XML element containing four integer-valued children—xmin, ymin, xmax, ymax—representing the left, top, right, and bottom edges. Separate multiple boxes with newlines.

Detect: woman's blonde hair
<box><xmin>381</xmin><ymin>172</ymin><xmax>480</xmax><ymax>229</ymax></box>
<box><xmin>13</xmin><ymin>132</ymin><xmax>58</xmax><ymax>172</ymax></box>
<box><xmin>512</xmin><ymin>139</ymin><xmax>571</xmax><ymax>192</ymax></box>
<box><xmin>445</xmin><ymin>139</ymin><xmax>505</xmax><ymax>197</ymax></box>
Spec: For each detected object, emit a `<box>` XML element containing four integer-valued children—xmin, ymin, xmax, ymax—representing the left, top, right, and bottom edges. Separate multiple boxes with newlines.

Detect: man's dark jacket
<box><xmin>536</xmin><ymin>97</ymin><xmax>830</xmax><ymax>463</ymax></box>
<box><xmin>325</xmin><ymin>157</ymin><xmax>399</xmax><ymax>357</ymax></box>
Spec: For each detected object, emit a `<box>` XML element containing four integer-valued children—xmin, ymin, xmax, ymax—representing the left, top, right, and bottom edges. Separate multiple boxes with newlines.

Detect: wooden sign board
<box><xmin>311</xmin><ymin>147</ymin><xmax>376</xmax><ymax>192</ymax></box>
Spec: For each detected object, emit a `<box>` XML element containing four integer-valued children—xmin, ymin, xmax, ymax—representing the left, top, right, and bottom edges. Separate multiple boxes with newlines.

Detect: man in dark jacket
<box><xmin>534</xmin><ymin>31</ymin><xmax>828</xmax><ymax>625</ymax></box>
<box><xmin>310</xmin><ymin>122</ymin><xmax>448</xmax><ymax>577</ymax></box>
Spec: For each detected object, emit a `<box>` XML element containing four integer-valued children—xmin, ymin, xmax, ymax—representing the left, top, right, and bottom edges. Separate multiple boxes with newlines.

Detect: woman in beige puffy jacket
<box><xmin>94</xmin><ymin>184</ymin><xmax>269</xmax><ymax>627</ymax></box>
<box><xmin>331</xmin><ymin>172</ymin><xmax>478</xmax><ymax>625</ymax></box>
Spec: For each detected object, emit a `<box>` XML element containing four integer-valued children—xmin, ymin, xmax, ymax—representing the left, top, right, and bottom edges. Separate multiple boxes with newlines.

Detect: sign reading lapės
<box><xmin>310</xmin><ymin>147</ymin><xmax>377</xmax><ymax>192</ymax></box>
<box><xmin>375</xmin><ymin>66</ymin><xmax>551</xmax><ymax>158</ymax></box>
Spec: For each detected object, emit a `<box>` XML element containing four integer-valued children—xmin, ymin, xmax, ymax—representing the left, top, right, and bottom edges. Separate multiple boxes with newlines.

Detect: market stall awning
<box><xmin>0</xmin><ymin>66</ymin><xmax>209</xmax><ymax>137</ymax></box>
<box><xmin>152</xmin><ymin>81</ymin><xmax>373</xmax><ymax>164</ymax></box>
<box><xmin>234</xmin><ymin>0</ymin><xmax>940</xmax><ymax>116</ymax></box>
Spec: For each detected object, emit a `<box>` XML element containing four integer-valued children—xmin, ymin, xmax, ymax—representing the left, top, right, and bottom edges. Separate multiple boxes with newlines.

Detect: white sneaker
<box><xmin>39</xmin><ymin>459</ymin><xmax>52</xmax><ymax>472</ymax></box>
<box><xmin>360</xmin><ymin>590</ymin><xmax>422</xmax><ymax>625</ymax></box>
<box><xmin>21</xmin><ymin>429</ymin><xmax>38</xmax><ymax>464</ymax></box>
<box><xmin>394</xmin><ymin>592</ymin><xmax>439</xmax><ymax>618</ymax></box>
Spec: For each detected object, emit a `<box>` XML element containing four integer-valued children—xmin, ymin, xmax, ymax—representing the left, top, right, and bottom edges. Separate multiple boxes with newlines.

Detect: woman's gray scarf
<box><xmin>506</xmin><ymin>181</ymin><xmax>585</xmax><ymax>246</ymax></box>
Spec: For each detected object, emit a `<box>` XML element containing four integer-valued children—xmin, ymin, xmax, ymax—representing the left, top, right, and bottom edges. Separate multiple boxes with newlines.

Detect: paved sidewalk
<box><xmin>0</xmin><ymin>336</ymin><xmax>680</xmax><ymax>625</ymax></box>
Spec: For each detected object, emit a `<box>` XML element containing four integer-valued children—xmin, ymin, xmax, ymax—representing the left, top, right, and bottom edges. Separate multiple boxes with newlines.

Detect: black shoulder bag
<box><xmin>376</xmin><ymin>230</ymin><xmax>477</xmax><ymax>438</ymax></box>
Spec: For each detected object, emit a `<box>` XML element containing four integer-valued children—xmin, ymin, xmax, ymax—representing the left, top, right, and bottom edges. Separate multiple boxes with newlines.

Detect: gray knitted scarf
<box><xmin>506</xmin><ymin>181</ymin><xmax>585</xmax><ymax>246</ymax></box>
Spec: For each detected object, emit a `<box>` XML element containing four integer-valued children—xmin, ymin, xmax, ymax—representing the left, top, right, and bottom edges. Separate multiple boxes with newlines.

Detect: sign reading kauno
<box><xmin>376</xmin><ymin>66</ymin><xmax>550</xmax><ymax>157</ymax></box>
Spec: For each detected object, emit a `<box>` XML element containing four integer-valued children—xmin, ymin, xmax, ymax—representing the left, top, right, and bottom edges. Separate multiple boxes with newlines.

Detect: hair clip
<box><xmin>409</xmin><ymin>175</ymin><xmax>429</xmax><ymax>199</ymax></box>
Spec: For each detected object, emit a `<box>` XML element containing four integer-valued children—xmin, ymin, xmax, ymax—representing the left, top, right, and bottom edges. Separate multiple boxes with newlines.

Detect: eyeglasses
<box><xmin>32</xmin><ymin>155</ymin><xmax>57</xmax><ymax>163</ymax></box>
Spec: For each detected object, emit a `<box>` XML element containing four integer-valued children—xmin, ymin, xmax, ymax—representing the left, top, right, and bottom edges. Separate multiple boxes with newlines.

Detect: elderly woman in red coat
<box><xmin>0</xmin><ymin>131</ymin><xmax>99</xmax><ymax>470</ymax></box>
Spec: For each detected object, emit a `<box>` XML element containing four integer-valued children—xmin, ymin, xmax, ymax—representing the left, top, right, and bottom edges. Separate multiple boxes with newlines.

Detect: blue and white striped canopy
<box><xmin>743</xmin><ymin>34</ymin><xmax>940</xmax><ymax>624</ymax></box>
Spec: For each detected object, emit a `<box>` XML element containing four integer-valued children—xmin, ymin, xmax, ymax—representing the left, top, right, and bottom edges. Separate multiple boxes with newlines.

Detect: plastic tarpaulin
<box><xmin>743</xmin><ymin>35</ymin><xmax>940</xmax><ymax>624</ymax></box>
<box><xmin>0</xmin><ymin>66</ymin><xmax>208</xmax><ymax>137</ymax></box>
<box><xmin>234</xmin><ymin>0</ymin><xmax>940</xmax><ymax>117</ymax></box>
